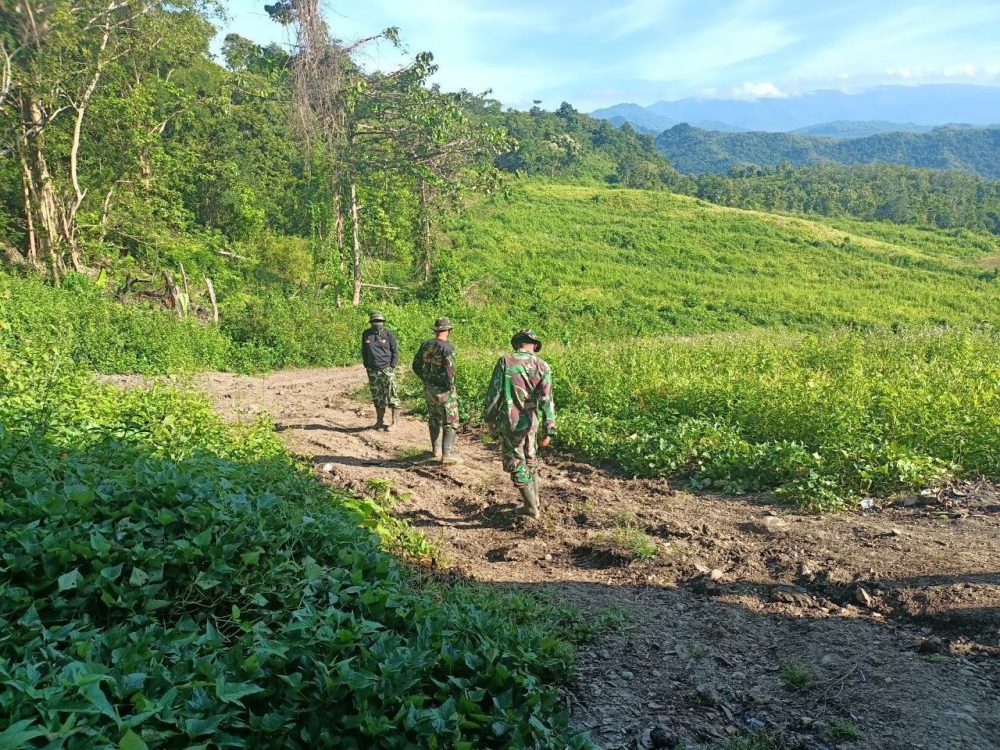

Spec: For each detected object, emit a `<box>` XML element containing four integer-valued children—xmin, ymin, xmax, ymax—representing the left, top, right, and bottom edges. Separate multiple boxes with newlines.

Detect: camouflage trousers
<box><xmin>367</xmin><ymin>368</ymin><xmax>401</xmax><ymax>408</ymax></box>
<box><xmin>424</xmin><ymin>385</ymin><xmax>459</xmax><ymax>430</ymax></box>
<box><xmin>497</xmin><ymin>428</ymin><xmax>539</xmax><ymax>488</ymax></box>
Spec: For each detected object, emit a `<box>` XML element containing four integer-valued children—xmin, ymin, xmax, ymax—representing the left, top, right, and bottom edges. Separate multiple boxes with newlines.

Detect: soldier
<box><xmin>361</xmin><ymin>311</ymin><xmax>400</xmax><ymax>431</ymax></box>
<box><xmin>411</xmin><ymin>317</ymin><xmax>461</xmax><ymax>463</ymax></box>
<box><xmin>483</xmin><ymin>328</ymin><xmax>556</xmax><ymax>519</ymax></box>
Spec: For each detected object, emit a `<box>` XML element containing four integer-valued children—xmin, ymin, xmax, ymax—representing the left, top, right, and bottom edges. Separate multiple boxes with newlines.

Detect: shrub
<box><xmin>0</xmin><ymin>340</ymin><xmax>596</xmax><ymax>748</ymax></box>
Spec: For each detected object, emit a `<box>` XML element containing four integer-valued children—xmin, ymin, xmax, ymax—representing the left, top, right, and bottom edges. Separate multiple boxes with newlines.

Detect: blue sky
<box><xmin>216</xmin><ymin>0</ymin><xmax>1000</xmax><ymax>111</ymax></box>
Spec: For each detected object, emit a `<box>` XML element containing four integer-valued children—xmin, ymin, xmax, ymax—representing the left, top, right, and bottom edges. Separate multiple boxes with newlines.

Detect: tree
<box><xmin>0</xmin><ymin>0</ymin><xmax>214</xmax><ymax>280</ymax></box>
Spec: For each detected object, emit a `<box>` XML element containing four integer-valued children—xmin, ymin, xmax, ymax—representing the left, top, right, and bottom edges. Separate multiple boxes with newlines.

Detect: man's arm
<box><xmin>482</xmin><ymin>358</ymin><xmax>505</xmax><ymax>425</ymax></box>
<box><xmin>538</xmin><ymin>363</ymin><xmax>557</xmax><ymax>436</ymax></box>
<box><xmin>389</xmin><ymin>331</ymin><xmax>399</xmax><ymax>369</ymax></box>
<box><xmin>361</xmin><ymin>332</ymin><xmax>372</xmax><ymax>369</ymax></box>
<box><xmin>444</xmin><ymin>345</ymin><xmax>457</xmax><ymax>388</ymax></box>
<box><xmin>411</xmin><ymin>343</ymin><xmax>424</xmax><ymax>381</ymax></box>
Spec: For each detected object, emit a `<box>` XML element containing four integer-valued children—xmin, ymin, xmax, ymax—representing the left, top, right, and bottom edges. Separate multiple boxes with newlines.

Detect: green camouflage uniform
<box><xmin>365</xmin><ymin>368</ymin><xmax>401</xmax><ymax>408</ymax></box>
<box><xmin>483</xmin><ymin>352</ymin><xmax>556</xmax><ymax>487</ymax></box>
<box><xmin>361</xmin><ymin>325</ymin><xmax>400</xmax><ymax>409</ymax></box>
<box><xmin>412</xmin><ymin>339</ymin><xmax>459</xmax><ymax>430</ymax></box>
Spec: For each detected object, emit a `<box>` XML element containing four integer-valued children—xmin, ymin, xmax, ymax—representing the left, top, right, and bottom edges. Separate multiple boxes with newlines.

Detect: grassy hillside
<box><xmin>441</xmin><ymin>183</ymin><xmax>1000</xmax><ymax>508</ymax></box>
<box><xmin>447</xmin><ymin>182</ymin><xmax>1000</xmax><ymax>340</ymax></box>
<box><xmin>4</xmin><ymin>181</ymin><xmax>999</xmax><ymax>508</ymax></box>
<box><xmin>656</xmin><ymin>124</ymin><xmax>1000</xmax><ymax>178</ymax></box>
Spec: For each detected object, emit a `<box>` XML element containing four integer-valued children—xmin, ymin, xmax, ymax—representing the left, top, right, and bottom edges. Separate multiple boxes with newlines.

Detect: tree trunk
<box><xmin>20</xmin><ymin>160</ymin><xmax>39</xmax><ymax>268</ymax></box>
<box><xmin>163</xmin><ymin>271</ymin><xmax>183</xmax><ymax>319</ymax></box>
<box><xmin>334</xmin><ymin>190</ymin><xmax>345</xmax><ymax>273</ymax></box>
<box><xmin>20</xmin><ymin>94</ymin><xmax>64</xmax><ymax>281</ymax></box>
<box><xmin>420</xmin><ymin>181</ymin><xmax>433</xmax><ymax>282</ymax></box>
<box><xmin>350</xmin><ymin>181</ymin><xmax>362</xmax><ymax>306</ymax></box>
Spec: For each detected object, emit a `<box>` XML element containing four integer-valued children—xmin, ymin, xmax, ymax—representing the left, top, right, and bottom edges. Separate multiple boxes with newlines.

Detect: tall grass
<box><xmin>456</xmin><ymin>328</ymin><xmax>1000</xmax><ymax>510</ymax></box>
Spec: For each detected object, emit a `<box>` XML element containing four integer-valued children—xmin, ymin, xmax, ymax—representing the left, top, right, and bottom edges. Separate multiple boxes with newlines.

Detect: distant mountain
<box><xmin>599</xmin><ymin>84</ymin><xmax>1000</xmax><ymax>133</ymax></box>
<box><xmin>605</xmin><ymin>116</ymin><xmax>660</xmax><ymax>135</ymax></box>
<box><xmin>791</xmin><ymin>121</ymin><xmax>934</xmax><ymax>138</ymax></box>
<box><xmin>654</xmin><ymin>124</ymin><xmax>1000</xmax><ymax>178</ymax></box>
<box><xmin>589</xmin><ymin>103</ymin><xmax>678</xmax><ymax>133</ymax></box>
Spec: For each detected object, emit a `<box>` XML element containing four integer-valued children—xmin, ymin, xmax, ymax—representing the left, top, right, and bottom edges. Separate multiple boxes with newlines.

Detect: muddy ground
<box><xmin>134</xmin><ymin>367</ymin><xmax>1000</xmax><ymax>750</ymax></box>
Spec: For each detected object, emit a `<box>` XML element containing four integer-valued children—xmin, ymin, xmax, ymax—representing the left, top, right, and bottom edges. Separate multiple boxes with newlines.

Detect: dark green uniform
<box><xmin>483</xmin><ymin>351</ymin><xmax>556</xmax><ymax>487</ymax></box>
<box><xmin>412</xmin><ymin>338</ymin><xmax>459</xmax><ymax>431</ymax></box>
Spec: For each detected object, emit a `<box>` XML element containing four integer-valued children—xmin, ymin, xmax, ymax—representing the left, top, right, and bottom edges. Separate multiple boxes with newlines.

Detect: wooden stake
<box><xmin>205</xmin><ymin>277</ymin><xmax>219</xmax><ymax>323</ymax></box>
<box><xmin>163</xmin><ymin>270</ymin><xmax>183</xmax><ymax>318</ymax></box>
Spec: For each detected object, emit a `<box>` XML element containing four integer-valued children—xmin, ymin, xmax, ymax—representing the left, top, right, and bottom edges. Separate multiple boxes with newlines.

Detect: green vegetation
<box><xmin>829</xmin><ymin>718</ymin><xmax>862</xmax><ymax>740</ymax></box>
<box><xmin>780</xmin><ymin>662</ymin><xmax>816</xmax><ymax>692</ymax></box>
<box><xmin>696</xmin><ymin>163</ymin><xmax>1000</xmax><ymax>234</ymax></box>
<box><xmin>451</xmin><ymin>183</ymin><xmax>1000</xmax><ymax>337</ymax></box>
<box><xmin>605</xmin><ymin>512</ymin><xmax>659</xmax><ymax>560</ymax></box>
<box><xmin>656</xmin><ymin>123</ymin><xmax>1000</xmax><ymax>179</ymax></box>
<box><xmin>456</xmin><ymin>328</ymin><xmax>1000</xmax><ymax>512</ymax></box>
<box><xmin>5</xmin><ymin>181</ymin><xmax>999</xmax><ymax>511</ymax></box>
<box><xmin>0</xmin><ymin>335</ymin><xmax>597</xmax><ymax>748</ymax></box>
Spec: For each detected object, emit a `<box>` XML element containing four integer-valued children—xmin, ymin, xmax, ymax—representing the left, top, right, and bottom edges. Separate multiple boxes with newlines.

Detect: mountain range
<box><xmin>655</xmin><ymin>124</ymin><xmax>1000</xmax><ymax>178</ymax></box>
<box><xmin>592</xmin><ymin>84</ymin><xmax>1000</xmax><ymax>134</ymax></box>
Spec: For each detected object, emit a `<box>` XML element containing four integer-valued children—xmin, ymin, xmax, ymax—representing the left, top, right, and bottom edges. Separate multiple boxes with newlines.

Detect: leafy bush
<box><xmin>455</xmin><ymin>328</ymin><xmax>1000</xmax><ymax>511</ymax></box>
<box><xmin>0</xmin><ymin>340</ymin><xmax>596</xmax><ymax>748</ymax></box>
<box><xmin>0</xmin><ymin>273</ymin><xmax>231</xmax><ymax>374</ymax></box>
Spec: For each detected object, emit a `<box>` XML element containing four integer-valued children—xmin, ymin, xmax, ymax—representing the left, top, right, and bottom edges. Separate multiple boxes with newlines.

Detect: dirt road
<box><xmin>187</xmin><ymin>366</ymin><xmax>999</xmax><ymax>749</ymax></box>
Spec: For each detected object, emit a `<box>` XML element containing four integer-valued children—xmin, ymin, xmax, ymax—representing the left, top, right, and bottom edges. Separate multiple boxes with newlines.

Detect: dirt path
<box><xmin>185</xmin><ymin>366</ymin><xmax>999</xmax><ymax>750</ymax></box>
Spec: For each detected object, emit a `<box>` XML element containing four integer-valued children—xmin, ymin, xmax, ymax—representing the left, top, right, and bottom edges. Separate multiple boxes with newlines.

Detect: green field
<box><xmin>447</xmin><ymin>182</ymin><xmax>1000</xmax><ymax>339</ymax></box>
<box><xmin>5</xmin><ymin>180</ymin><xmax>999</xmax><ymax>510</ymax></box>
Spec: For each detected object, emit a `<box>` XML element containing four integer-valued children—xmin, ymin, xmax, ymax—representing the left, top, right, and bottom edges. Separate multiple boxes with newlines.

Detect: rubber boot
<box><xmin>386</xmin><ymin>408</ymin><xmax>400</xmax><ymax>432</ymax></box>
<box><xmin>441</xmin><ymin>427</ymin><xmax>463</xmax><ymax>464</ymax></box>
<box><xmin>373</xmin><ymin>406</ymin><xmax>386</xmax><ymax>430</ymax></box>
<box><xmin>430</xmin><ymin>424</ymin><xmax>443</xmax><ymax>459</ymax></box>
<box><xmin>517</xmin><ymin>480</ymin><xmax>540</xmax><ymax>519</ymax></box>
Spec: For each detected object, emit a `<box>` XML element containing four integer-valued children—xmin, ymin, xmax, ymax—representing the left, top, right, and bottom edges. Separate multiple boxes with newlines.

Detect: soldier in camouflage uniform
<box><xmin>361</xmin><ymin>311</ymin><xmax>401</xmax><ymax>430</ymax></box>
<box><xmin>412</xmin><ymin>317</ymin><xmax>461</xmax><ymax>463</ymax></box>
<box><xmin>483</xmin><ymin>328</ymin><xmax>556</xmax><ymax>518</ymax></box>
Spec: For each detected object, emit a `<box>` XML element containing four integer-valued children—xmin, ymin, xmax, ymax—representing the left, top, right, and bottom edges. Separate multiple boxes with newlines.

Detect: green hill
<box><xmin>656</xmin><ymin>124</ymin><xmax>1000</xmax><ymax>178</ymax></box>
<box><xmin>4</xmin><ymin>179</ymin><xmax>1000</xmax><ymax>510</ymax></box>
<box><xmin>447</xmin><ymin>182</ymin><xmax>1000</xmax><ymax>338</ymax></box>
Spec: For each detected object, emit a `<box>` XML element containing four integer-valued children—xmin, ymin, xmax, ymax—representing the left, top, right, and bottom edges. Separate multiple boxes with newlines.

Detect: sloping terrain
<box><xmin>169</xmin><ymin>365</ymin><xmax>1000</xmax><ymax>750</ymax></box>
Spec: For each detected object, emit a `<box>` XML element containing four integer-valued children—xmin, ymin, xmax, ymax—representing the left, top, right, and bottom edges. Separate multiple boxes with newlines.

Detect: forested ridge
<box><xmin>656</xmin><ymin>122</ymin><xmax>1000</xmax><ymax>178</ymax></box>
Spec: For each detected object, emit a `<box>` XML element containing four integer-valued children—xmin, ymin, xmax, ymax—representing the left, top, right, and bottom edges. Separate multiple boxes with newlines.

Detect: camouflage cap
<box><xmin>511</xmin><ymin>328</ymin><xmax>542</xmax><ymax>352</ymax></box>
<box><xmin>369</xmin><ymin>310</ymin><xmax>386</xmax><ymax>322</ymax></box>
<box><xmin>433</xmin><ymin>317</ymin><xmax>453</xmax><ymax>332</ymax></box>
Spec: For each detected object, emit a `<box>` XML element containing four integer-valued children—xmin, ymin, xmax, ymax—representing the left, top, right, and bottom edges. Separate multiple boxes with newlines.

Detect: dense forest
<box><xmin>656</xmin><ymin>123</ymin><xmax>1000</xmax><ymax>178</ymax></box>
<box><xmin>694</xmin><ymin>163</ymin><xmax>1000</xmax><ymax>233</ymax></box>
<box><xmin>0</xmin><ymin>2</ymin><xmax>673</xmax><ymax>302</ymax></box>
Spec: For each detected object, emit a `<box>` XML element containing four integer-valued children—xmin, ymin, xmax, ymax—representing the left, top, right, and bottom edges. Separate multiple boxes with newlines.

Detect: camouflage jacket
<box><xmin>412</xmin><ymin>338</ymin><xmax>456</xmax><ymax>391</ymax></box>
<box><xmin>483</xmin><ymin>352</ymin><xmax>556</xmax><ymax>434</ymax></box>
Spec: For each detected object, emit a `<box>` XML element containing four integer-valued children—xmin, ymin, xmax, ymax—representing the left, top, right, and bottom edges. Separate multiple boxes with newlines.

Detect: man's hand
<box><xmin>540</xmin><ymin>435</ymin><xmax>552</xmax><ymax>449</ymax></box>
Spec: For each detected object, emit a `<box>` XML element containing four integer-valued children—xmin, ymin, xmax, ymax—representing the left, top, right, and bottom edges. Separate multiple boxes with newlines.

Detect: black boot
<box><xmin>429</xmin><ymin>424</ymin><xmax>443</xmax><ymax>459</ymax></box>
<box><xmin>373</xmin><ymin>406</ymin><xmax>385</xmax><ymax>430</ymax></box>
<box><xmin>441</xmin><ymin>427</ymin><xmax>463</xmax><ymax>464</ymax></box>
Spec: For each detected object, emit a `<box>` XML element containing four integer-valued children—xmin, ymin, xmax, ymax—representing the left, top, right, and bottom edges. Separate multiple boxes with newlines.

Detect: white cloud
<box><xmin>635</xmin><ymin>17</ymin><xmax>795</xmax><ymax>83</ymax></box>
<box><xmin>580</xmin><ymin>0</ymin><xmax>681</xmax><ymax>40</ymax></box>
<box><xmin>727</xmin><ymin>81</ymin><xmax>787</xmax><ymax>100</ymax></box>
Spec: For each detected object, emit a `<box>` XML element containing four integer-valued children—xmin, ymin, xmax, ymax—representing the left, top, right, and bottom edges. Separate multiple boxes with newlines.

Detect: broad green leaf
<box><xmin>215</xmin><ymin>678</ymin><xmax>265</xmax><ymax>705</ymax></box>
<box><xmin>58</xmin><ymin>568</ymin><xmax>83</xmax><ymax>592</ymax></box>
<box><xmin>119</xmin><ymin>729</ymin><xmax>149</xmax><ymax>750</ymax></box>
<box><xmin>128</xmin><ymin>567</ymin><xmax>149</xmax><ymax>586</ymax></box>
<box><xmin>0</xmin><ymin>720</ymin><xmax>46</xmax><ymax>750</ymax></box>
